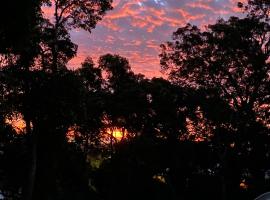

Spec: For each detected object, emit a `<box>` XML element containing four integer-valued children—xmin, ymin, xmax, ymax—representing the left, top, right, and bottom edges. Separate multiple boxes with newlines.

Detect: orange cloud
<box><xmin>186</xmin><ymin>2</ymin><xmax>214</xmax><ymax>11</ymax></box>
<box><xmin>44</xmin><ymin>0</ymin><xmax>244</xmax><ymax>78</ymax></box>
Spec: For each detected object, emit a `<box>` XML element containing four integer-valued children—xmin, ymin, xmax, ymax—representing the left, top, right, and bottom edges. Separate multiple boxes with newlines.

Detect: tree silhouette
<box><xmin>0</xmin><ymin>0</ymin><xmax>41</xmax><ymax>63</ymax></box>
<box><xmin>41</xmin><ymin>0</ymin><xmax>113</xmax><ymax>71</ymax></box>
<box><xmin>160</xmin><ymin>9</ymin><xmax>270</xmax><ymax>199</ymax></box>
<box><xmin>0</xmin><ymin>1</ymin><xmax>112</xmax><ymax>199</ymax></box>
<box><xmin>2</xmin><ymin>1</ymin><xmax>270</xmax><ymax>200</ymax></box>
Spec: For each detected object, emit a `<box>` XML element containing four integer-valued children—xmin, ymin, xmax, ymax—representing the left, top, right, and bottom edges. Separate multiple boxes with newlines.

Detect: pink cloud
<box><xmin>186</xmin><ymin>2</ymin><xmax>214</xmax><ymax>11</ymax></box>
<box><xmin>43</xmin><ymin>0</ymin><xmax>244</xmax><ymax>78</ymax></box>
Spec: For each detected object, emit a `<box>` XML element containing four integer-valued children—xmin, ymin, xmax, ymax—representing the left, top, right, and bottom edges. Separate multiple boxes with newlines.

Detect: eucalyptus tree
<box><xmin>0</xmin><ymin>2</ymin><xmax>43</xmax><ymax>198</ymax></box>
<box><xmin>40</xmin><ymin>0</ymin><xmax>113</xmax><ymax>71</ymax></box>
<box><xmin>0</xmin><ymin>0</ymin><xmax>42</xmax><ymax>67</ymax></box>
<box><xmin>74</xmin><ymin>57</ymin><xmax>105</xmax><ymax>154</ymax></box>
<box><xmin>0</xmin><ymin>1</ymin><xmax>113</xmax><ymax>199</ymax></box>
<box><xmin>160</xmin><ymin>8</ymin><xmax>270</xmax><ymax>199</ymax></box>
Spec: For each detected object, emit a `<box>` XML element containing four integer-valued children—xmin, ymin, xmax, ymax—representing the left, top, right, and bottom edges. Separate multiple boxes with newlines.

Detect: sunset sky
<box><xmin>56</xmin><ymin>0</ymin><xmax>243</xmax><ymax>77</ymax></box>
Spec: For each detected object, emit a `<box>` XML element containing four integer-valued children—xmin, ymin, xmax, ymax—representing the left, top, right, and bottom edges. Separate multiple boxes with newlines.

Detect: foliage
<box><xmin>1</xmin><ymin>0</ymin><xmax>270</xmax><ymax>200</ymax></box>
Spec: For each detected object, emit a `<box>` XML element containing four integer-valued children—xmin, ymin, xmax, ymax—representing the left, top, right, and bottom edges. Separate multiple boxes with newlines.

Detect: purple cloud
<box><xmin>44</xmin><ymin>0</ymin><xmax>244</xmax><ymax>77</ymax></box>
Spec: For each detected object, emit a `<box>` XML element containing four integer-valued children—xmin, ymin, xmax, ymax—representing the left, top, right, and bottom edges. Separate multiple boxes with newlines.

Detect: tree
<box><xmin>0</xmin><ymin>1</ymin><xmax>113</xmax><ymax>199</ymax></box>
<box><xmin>0</xmin><ymin>2</ymin><xmax>43</xmax><ymax>199</ymax></box>
<box><xmin>160</xmin><ymin>12</ymin><xmax>270</xmax><ymax>199</ymax></box>
<box><xmin>0</xmin><ymin>0</ymin><xmax>42</xmax><ymax>65</ymax></box>
<box><xmin>238</xmin><ymin>0</ymin><xmax>270</xmax><ymax>20</ymax></box>
<box><xmin>74</xmin><ymin>57</ymin><xmax>105</xmax><ymax>154</ymax></box>
<box><xmin>26</xmin><ymin>70</ymin><xmax>93</xmax><ymax>200</ymax></box>
<box><xmin>40</xmin><ymin>0</ymin><xmax>113</xmax><ymax>71</ymax></box>
<box><xmin>145</xmin><ymin>78</ymin><xmax>187</xmax><ymax>141</ymax></box>
<box><xmin>160</xmin><ymin>15</ymin><xmax>270</xmax><ymax>134</ymax></box>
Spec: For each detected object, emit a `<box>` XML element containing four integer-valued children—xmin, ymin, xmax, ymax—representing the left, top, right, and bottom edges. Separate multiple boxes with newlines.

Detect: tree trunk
<box><xmin>23</xmin><ymin>128</ymin><xmax>37</xmax><ymax>200</ymax></box>
<box><xmin>20</xmin><ymin>53</ymin><xmax>37</xmax><ymax>200</ymax></box>
<box><xmin>221</xmin><ymin>175</ymin><xmax>227</xmax><ymax>200</ymax></box>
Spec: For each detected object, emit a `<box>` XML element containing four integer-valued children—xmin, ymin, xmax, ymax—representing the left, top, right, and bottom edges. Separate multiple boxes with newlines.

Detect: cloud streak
<box><xmin>43</xmin><ymin>0</ymin><xmax>244</xmax><ymax>78</ymax></box>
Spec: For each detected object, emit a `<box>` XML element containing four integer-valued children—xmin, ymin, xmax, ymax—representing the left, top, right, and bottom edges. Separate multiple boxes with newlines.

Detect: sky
<box><xmin>52</xmin><ymin>0</ymin><xmax>243</xmax><ymax>77</ymax></box>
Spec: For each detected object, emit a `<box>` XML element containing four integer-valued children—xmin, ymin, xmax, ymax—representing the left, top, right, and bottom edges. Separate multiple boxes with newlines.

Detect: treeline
<box><xmin>0</xmin><ymin>0</ymin><xmax>270</xmax><ymax>200</ymax></box>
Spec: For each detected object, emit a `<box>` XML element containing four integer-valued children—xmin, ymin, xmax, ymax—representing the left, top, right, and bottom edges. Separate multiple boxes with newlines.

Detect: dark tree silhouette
<box><xmin>160</xmin><ymin>8</ymin><xmax>270</xmax><ymax>199</ymax></box>
<box><xmin>2</xmin><ymin>1</ymin><xmax>270</xmax><ymax>200</ymax></box>
<box><xmin>40</xmin><ymin>0</ymin><xmax>113</xmax><ymax>71</ymax></box>
<box><xmin>0</xmin><ymin>0</ymin><xmax>42</xmax><ymax>63</ymax></box>
<box><xmin>0</xmin><ymin>1</ymin><xmax>112</xmax><ymax>200</ymax></box>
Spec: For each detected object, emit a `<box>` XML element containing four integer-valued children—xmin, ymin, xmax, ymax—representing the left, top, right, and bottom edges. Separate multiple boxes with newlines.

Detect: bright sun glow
<box><xmin>107</xmin><ymin>128</ymin><xmax>125</xmax><ymax>141</ymax></box>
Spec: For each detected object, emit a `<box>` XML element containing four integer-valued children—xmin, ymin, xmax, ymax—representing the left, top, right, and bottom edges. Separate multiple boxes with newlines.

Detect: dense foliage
<box><xmin>0</xmin><ymin>0</ymin><xmax>270</xmax><ymax>200</ymax></box>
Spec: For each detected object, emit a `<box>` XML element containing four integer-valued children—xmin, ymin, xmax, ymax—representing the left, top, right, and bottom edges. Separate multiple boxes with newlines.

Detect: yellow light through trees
<box><xmin>240</xmin><ymin>180</ymin><xmax>248</xmax><ymax>190</ymax></box>
<box><xmin>101</xmin><ymin>115</ymin><xmax>128</xmax><ymax>143</ymax></box>
<box><xmin>153</xmin><ymin>175</ymin><xmax>166</xmax><ymax>184</ymax></box>
<box><xmin>5</xmin><ymin>113</ymin><xmax>27</xmax><ymax>134</ymax></box>
<box><xmin>67</xmin><ymin>126</ymin><xmax>78</xmax><ymax>142</ymax></box>
<box><xmin>112</xmin><ymin>130</ymin><xmax>123</xmax><ymax>140</ymax></box>
<box><xmin>65</xmin><ymin>125</ymin><xmax>128</xmax><ymax>145</ymax></box>
<box><xmin>106</xmin><ymin>127</ymin><xmax>126</xmax><ymax>141</ymax></box>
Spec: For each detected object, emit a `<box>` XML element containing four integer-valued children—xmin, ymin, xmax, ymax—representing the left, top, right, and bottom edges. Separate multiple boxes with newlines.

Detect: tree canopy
<box><xmin>1</xmin><ymin>0</ymin><xmax>270</xmax><ymax>200</ymax></box>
